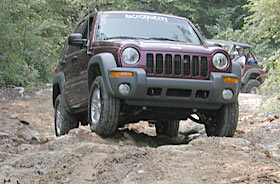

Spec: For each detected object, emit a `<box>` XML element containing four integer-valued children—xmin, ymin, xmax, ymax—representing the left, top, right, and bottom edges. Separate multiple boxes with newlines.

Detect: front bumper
<box><xmin>108</xmin><ymin>68</ymin><xmax>240</xmax><ymax>110</ymax></box>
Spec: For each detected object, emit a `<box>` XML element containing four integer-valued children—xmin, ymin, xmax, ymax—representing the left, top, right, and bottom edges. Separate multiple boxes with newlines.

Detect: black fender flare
<box><xmin>231</xmin><ymin>61</ymin><xmax>242</xmax><ymax>90</ymax></box>
<box><xmin>242</xmin><ymin>69</ymin><xmax>262</xmax><ymax>84</ymax></box>
<box><xmin>231</xmin><ymin>61</ymin><xmax>242</xmax><ymax>79</ymax></box>
<box><xmin>53</xmin><ymin>72</ymin><xmax>73</xmax><ymax>112</ymax></box>
<box><xmin>52</xmin><ymin>72</ymin><xmax>65</xmax><ymax>107</ymax></box>
<box><xmin>87</xmin><ymin>53</ymin><xmax>117</xmax><ymax>96</ymax></box>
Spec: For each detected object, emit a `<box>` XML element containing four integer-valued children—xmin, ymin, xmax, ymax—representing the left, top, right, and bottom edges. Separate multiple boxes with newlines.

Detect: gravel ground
<box><xmin>0</xmin><ymin>86</ymin><xmax>280</xmax><ymax>184</ymax></box>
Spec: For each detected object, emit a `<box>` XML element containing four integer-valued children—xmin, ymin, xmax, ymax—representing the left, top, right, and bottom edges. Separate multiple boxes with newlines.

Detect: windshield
<box><xmin>221</xmin><ymin>44</ymin><xmax>231</xmax><ymax>52</ymax></box>
<box><xmin>231</xmin><ymin>46</ymin><xmax>251</xmax><ymax>59</ymax></box>
<box><xmin>96</xmin><ymin>13</ymin><xmax>202</xmax><ymax>45</ymax></box>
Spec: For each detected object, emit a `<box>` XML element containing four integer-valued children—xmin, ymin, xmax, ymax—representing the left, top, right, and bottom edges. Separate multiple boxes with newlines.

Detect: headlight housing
<box><xmin>213</xmin><ymin>53</ymin><xmax>228</xmax><ymax>70</ymax></box>
<box><xmin>122</xmin><ymin>47</ymin><xmax>140</xmax><ymax>64</ymax></box>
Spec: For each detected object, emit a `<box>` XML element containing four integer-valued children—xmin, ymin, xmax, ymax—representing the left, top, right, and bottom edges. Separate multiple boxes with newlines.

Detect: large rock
<box><xmin>16</xmin><ymin>127</ymin><xmax>41</xmax><ymax>143</ymax></box>
<box><xmin>179</xmin><ymin>120</ymin><xmax>204</xmax><ymax>136</ymax></box>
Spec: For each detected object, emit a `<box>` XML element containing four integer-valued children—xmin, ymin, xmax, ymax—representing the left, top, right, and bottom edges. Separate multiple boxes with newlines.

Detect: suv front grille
<box><xmin>146</xmin><ymin>53</ymin><xmax>209</xmax><ymax>79</ymax></box>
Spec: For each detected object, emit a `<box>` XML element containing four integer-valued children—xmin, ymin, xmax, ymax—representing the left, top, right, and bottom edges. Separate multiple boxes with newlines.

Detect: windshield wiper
<box><xmin>103</xmin><ymin>36</ymin><xmax>183</xmax><ymax>42</ymax></box>
<box><xmin>148</xmin><ymin>37</ymin><xmax>183</xmax><ymax>42</ymax></box>
<box><xmin>103</xmin><ymin>36</ymin><xmax>149</xmax><ymax>40</ymax></box>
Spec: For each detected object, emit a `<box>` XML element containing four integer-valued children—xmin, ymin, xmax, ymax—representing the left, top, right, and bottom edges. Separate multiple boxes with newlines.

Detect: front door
<box><xmin>64</xmin><ymin>17</ymin><xmax>95</xmax><ymax>111</ymax></box>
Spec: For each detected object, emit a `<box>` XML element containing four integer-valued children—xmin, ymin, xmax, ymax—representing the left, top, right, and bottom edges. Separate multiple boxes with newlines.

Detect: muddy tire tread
<box><xmin>205</xmin><ymin>102</ymin><xmax>239</xmax><ymax>137</ymax></box>
<box><xmin>242</xmin><ymin>79</ymin><xmax>260</xmax><ymax>93</ymax></box>
<box><xmin>89</xmin><ymin>76</ymin><xmax>120</xmax><ymax>136</ymax></box>
<box><xmin>54</xmin><ymin>95</ymin><xmax>78</xmax><ymax>136</ymax></box>
<box><xmin>155</xmin><ymin>120</ymin><xmax>179</xmax><ymax>137</ymax></box>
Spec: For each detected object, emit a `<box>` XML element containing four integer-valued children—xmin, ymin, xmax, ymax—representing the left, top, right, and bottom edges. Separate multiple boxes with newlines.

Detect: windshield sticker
<box><xmin>125</xmin><ymin>14</ymin><xmax>168</xmax><ymax>22</ymax></box>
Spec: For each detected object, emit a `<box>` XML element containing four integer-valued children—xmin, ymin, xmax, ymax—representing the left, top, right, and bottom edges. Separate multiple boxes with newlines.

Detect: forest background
<box><xmin>0</xmin><ymin>0</ymin><xmax>279</xmax><ymax>98</ymax></box>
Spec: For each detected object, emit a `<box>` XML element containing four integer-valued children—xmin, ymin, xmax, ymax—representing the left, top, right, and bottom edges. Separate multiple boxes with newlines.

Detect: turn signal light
<box><xmin>110</xmin><ymin>71</ymin><xmax>134</xmax><ymax>77</ymax></box>
<box><xmin>223</xmin><ymin>77</ymin><xmax>238</xmax><ymax>83</ymax></box>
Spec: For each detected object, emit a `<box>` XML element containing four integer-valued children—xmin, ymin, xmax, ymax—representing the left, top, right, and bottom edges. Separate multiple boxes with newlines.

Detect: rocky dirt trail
<box><xmin>1</xmin><ymin>86</ymin><xmax>280</xmax><ymax>184</ymax></box>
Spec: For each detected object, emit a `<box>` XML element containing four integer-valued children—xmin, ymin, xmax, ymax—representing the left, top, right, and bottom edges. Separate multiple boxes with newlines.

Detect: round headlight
<box><xmin>122</xmin><ymin>47</ymin><xmax>140</xmax><ymax>64</ymax></box>
<box><xmin>213</xmin><ymin>53</ymin><xmax>228</xmax><ymax>70</ymax></box>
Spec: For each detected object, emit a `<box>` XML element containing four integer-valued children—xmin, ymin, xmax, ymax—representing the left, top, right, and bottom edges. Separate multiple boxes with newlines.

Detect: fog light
<box><xmin>222</xmin><ymin>89</ymin><xmax>233</xmax><ymax>100</ymax></box>
<box><xmin>119</xmin><ymin>84</ymin><xmax>131</xmax><ymax>95</ymax></box>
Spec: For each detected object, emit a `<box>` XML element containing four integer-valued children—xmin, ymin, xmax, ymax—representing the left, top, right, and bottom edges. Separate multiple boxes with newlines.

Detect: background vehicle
<box><xmin>206</xmin><ymin>39</ymin><xmax>266</xmax><ymax>94</ymax></box>
<box><xmin>52</xmin><ymin>11</ymin><xmax>241</xmax><ymax>138</ymax></box>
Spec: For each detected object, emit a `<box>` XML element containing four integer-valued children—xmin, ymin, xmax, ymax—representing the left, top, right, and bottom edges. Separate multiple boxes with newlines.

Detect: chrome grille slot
<box><xmin>156</xmin><ymin>54</ymin><xmax>163</xmax><ymax>74</ymax></box>
<box><xmin>146</xmin><ymin>54</ymin><xmax>153</xmax><ymax>74</ymax></box>
<box><xmin>201</xmin><ymin>56</ymin><xmax>208</xmax><ymax>77</ymax></box>
<box><xmin>183</xmin><ymin>55</ymin><xmax>191</xmax><ymax>76</ymax></box>
<box><xmin>174</xmin><ymin>55</ymin><xmax>181</xmax><ymax>75</ymax></box>
<box><xmin>165</xmin><ymin>54</ymin><xmax>172</xmax><ymax>75</ymax></box>
<box><xmin>192</xmin><ymin>56</ymin><xmax>199</xmax><ymax>76</ymax></box>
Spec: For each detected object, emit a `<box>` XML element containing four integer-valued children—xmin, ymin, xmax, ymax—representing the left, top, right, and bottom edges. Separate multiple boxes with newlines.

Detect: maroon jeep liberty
<box><xmin>53</xmin><ymin>11</ymin><xmax>241</xmax><ymax>138</ymax></box>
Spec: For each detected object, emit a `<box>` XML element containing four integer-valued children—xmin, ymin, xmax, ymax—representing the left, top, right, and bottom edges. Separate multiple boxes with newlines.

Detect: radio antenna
<box><xmin>87</xmin><ymin>0</ymin><xmax>90</xmax><ymax>45</ymax></box>
<box><xmin>86</xmin><ymin>0</ymin><xmax>90</xmax><ymax>53</ymax></box>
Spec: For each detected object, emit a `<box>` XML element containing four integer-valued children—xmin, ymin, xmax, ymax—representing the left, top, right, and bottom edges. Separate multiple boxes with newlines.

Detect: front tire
<box><xmin>204</xmin><ymin>102</ymin><xmax>239</xmax><ymax>137</ymax></box>
<box><xmin>155</xmin><ymin>120</ymin><xmax>179</xmax><ymax>137</ymax></box>
<box><xmin>88</xmin><ymin>76</ymin><xmax>120</xmax><ymax>137</ymax></box>
<box><xmin>54</xmin><ymin>95</ymin><xmax>79</xmax><ymax>136</ymax></box>
<box><xmin>242</xmin><ymin>79</ymin><xmax>261</xmax><ymax>94</ymax></box>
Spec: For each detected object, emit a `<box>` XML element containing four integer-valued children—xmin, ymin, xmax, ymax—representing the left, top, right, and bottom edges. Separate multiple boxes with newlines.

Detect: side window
<box><xmin>66</xmin><ymin>20</ymin><xmax>87</xmax><ymax>56</ymax></box>
<box><xmin>76</xmin><ymin>21</ymin><xmax>87</xmax><ymax>34</ymax></box>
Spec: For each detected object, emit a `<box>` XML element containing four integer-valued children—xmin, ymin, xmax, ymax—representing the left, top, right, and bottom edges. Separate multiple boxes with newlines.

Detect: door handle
<box><xmin>72</xmin><ymin>56</ymin><xmax>78</xmax><ymax>62</ymax></box>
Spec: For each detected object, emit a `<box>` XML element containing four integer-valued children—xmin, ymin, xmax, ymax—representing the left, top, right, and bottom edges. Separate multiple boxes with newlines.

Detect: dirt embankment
<box><xmin>0</xmin><ymin>86</ymin><xmax>280</xmax><ymax>184</ymax></box>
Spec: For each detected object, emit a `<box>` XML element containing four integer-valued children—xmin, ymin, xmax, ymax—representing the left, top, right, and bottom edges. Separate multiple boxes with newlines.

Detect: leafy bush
<box><xmin>0</xmin><ymin>0</ymin><xmax>86</xmax><ymax>88</ymax></box>
<box><xmin>0</xmin><ymin>0</ymin><xmax>275</xmax><ymax>91</ymax></box>
<box><xmin>243</xmin><ymin>0</ymin><xmax>280</xmax><ymax>99</ymax></box>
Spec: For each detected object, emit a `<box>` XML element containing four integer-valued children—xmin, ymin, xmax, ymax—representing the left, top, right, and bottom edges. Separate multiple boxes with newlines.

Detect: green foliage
<box><xmin>244</xmin><ymin>0</ymin><xmax>280</xmax><ymax>43</ymax></box>
<box><xmin>0</xmin><ymin>0</ymin><xmax>271</xmax><ymax>90</ymax></box>
<box><xmin>194</xmin><ymin>0</ymin><xmax>249</xmax><ymax>38</ymax></box>
<box><xmin>241</xmin><ymin>0</ymin><xmax>280</xmax><ymax>99</ymax></box>
<box><xmin>260</xmin><ymin>50</ymin><xmax>280</xmax><ymax>96</ymax></box>
<box><xmin>206</xmin><ymin>0</ymin><xmax>279</xmax><ymax>61</ymax></box>
<box><xmin>0</xmin><ymin>0</ymin><xmax>87</xmax><ymax>87</ymax></box>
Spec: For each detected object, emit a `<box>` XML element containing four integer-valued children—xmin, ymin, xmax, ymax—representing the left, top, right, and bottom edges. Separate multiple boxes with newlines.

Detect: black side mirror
<box><xmin>68</xmin><ymin>33</ymin><xmax>87</xmax><ymax>47</ymax></box>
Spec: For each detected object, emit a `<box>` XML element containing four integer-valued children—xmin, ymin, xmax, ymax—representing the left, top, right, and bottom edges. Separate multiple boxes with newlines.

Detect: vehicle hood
<box><xmin>96</xmin><ymin>39</ymin><xmax>224</xmax><ymax>55</ymax></box>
